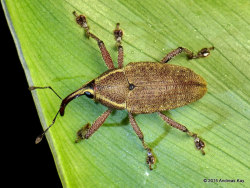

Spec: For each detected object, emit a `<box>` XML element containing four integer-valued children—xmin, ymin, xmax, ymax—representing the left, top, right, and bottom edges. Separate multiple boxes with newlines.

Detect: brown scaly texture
<box><xmin>125</xmin><ymin>62</ymin><xmax>207</xmax><ymax>114</ymax></box>
<box><xmin>95</xmin><ymin>69</ymin><xmax>129</xmax><ymax>109</ymax></box>
<box><xmin>94</xmin><ymin>62</ymin><xmax>206</xmax><ymax>114</ymax></box>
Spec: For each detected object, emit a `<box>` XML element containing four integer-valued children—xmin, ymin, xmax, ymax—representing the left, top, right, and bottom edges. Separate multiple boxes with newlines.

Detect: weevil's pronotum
<box><xmin>30</xmin><ymin>11</ymin><xmax>214</xmax><ymax>170</ymax></box>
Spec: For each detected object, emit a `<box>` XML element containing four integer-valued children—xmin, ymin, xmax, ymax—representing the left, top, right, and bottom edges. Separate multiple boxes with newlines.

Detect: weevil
<box><xmin>30</xmin><ymin>11</ymin><xmax>214</xmax><ymax>170</ymax></box>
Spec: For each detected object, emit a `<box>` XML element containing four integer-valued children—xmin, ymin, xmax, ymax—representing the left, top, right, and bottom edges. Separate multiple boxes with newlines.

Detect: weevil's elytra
<box><xmin>30</xmin><ymin>11</ymin><xmax>214</xmax><ymax>170</ymax></box>
<box><xmin>125</xmin><ymin>62</ymin><xmax>207</xmax><ymax>114</ymax></box>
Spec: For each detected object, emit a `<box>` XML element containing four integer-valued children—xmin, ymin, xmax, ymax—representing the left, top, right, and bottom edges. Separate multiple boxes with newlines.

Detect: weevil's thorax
<box><xmin>94</xmin><ymin>68</ymin><xmax>129</xmax><ymax>109</ymax></box>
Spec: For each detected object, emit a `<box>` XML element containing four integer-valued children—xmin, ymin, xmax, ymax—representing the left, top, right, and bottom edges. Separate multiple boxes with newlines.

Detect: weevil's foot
<box><xmin>114</xmin><ymin>23</ymin><xmax>123</xmax><ymax>44</ymax></box>
<box><xmin>75</xmin><ymin>123</ymin><xmax>90</xmax><ymax>143</ymax></box>
<box><xmin>192</xmin><ymin>134</ymin><xmax>205</xmax><ymax>155</ymax></box>
<box><xmin>73</xmin><ymin>11</ymin><xmax>89</xmax><ymax>31</ymax></box>
<box><xmin>188</xmin><ymin>46</ymin><xmax>214</xmax><ymax>59</ymax></box>
<box><xmin>146</xmin><ymin>149</ymin><xmax>156</xmax><ymax>170</ymax></box>
<box><xmin>197</xmin><ymin>46</ymin><xmax>214</xmax><ymax>58</ymax></box>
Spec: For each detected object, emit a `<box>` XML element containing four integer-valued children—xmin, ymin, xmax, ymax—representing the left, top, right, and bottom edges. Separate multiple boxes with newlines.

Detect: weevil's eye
<box><xmin>84</xmin><ymin>91</ymin><xmax>94</xmax><ymax>99</ymax></box>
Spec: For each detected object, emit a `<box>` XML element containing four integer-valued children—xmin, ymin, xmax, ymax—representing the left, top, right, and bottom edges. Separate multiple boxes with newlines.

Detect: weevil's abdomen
<box><xmin>125</xmin><ymin>62</ymin><xmax>207</xmax><ymax>114</ymax></box>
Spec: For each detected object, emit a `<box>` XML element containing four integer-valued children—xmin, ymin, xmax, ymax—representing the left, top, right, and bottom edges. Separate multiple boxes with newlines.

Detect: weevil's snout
<box><xmin>59</xmin><ymin>97</ymin><xmax>73</xmax><ymax>116</ymax></box>
<box><xmin>59</xmin><ymin>80</ymin><xmax>95</xmax><ymax>116</ymax></box>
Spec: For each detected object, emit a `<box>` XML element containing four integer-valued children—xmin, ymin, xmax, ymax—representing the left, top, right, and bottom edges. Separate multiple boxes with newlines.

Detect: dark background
<box><xmin>1</xmin><ymin>8</ymin><xmax>62</xmax><ymax>187</ymax></box>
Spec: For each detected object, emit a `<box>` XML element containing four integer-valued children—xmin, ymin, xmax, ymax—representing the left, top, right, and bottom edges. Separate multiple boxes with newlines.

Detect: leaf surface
<box><xmin>2</xmin><ymin>0</ymin><xmax>249</xmax><ymax>187</ymax></box>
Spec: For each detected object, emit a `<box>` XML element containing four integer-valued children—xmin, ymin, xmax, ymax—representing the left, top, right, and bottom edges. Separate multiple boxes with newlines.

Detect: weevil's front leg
<box><xmin>75</xmin><ymin>109</ymin><xmax>112</xmax><ymax>142</ymax></box>
<box><xmin>114</xmin><ymin>23</ymin><xmax>124</xmax><ymax>68</ymax></box>
<box><xmin>160</xmin><ymin>46</ymin><xmax>214</xmax><ymax>63</ymax></box>
<box><xmin>158</xmin><ymin>112</ymin><xmax>205</xmax><ymax>155</ymax></box>
<box><xmin>73</xmin><ymin>11</ymin><xmax>115</xmax><ymax>69</ymax></box>
<box><xmin>128</xmin><ymin>113</ymin><xmax>155</xmax><ymax>170</ymax></box>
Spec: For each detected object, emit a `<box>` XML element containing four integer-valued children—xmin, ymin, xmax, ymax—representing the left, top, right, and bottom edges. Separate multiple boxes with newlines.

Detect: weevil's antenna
<box><xmin>35</xmin><ymin>110</ymin><xmax>60</xmax><ymax>144</ymax></box>
<box><xmin>29</xmin><ymin>86</ymin><xmax>62</xmax><ymax>100</ymax></box>
<box><xmin>29</xmin><ymin>86</ymin><xmax>62</xmax><ymax>144</ymax></box>
<box><xmin>30</xmin><ymin>83</ymin><xmax>95</xmax><ymax>143</ymax></box>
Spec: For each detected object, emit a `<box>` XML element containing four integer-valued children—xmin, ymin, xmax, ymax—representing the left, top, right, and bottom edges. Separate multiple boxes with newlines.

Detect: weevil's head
<box><xmin>34</xmin><ymin>79</ymin><xmax>96</xmax><ymax>144</ymax></box>
<box><xmin>59</xmin><ymin>80</ymin><xmax>95</xmax><ymax>116</ymax></box>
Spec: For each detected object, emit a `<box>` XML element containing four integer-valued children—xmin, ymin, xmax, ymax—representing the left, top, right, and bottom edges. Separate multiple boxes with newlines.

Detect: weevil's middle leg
<box><xmin>75</xmin><ymin>109</ymin><xmax>112</xmax><ymax>143</ymax></box>
<box><xmin>128</xmin><ymin>113</ymin><xmax>156</xmax><ymax>170</ymax></box>
<box><xmin>160</xmin><ymin>46</ymin><xmax>214</xmax><ymax>63</ymax></box>
<box><xmin>73</xmin><ymin>11</ymin><xmax>115</xmax><ymax>69</ymax></box>
<box><xmin>114</xmin><ymin>23</ymin><xmax>124</xmax><ymax>68</ymax></box>
<box><xmin>158</xmin><ymin>112</ymin><xmax>205</xmax><ymax>155</ymax></box>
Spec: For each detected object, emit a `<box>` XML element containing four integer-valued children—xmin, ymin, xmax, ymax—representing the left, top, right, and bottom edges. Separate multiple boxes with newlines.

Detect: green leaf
<box><xmin>3</xmin><ymin>0</ymin><xmax>249</xmax><ymax>187</ymax></box>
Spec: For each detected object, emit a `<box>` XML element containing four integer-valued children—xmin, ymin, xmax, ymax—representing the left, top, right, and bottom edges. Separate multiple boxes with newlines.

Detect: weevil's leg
<box><xmin>158</xmin><ymin>112</ymin><xmax>205</xmax><ymax>155</ymax></box>
<box><xmin>128</xmin><ymin>113</ymin><xmax>156</xmax><ymax>170</ymax></box>
<box><xmin>160</xmin><ymin>46</ymin><xmax>214</xmax><ymax>63</ymax></box>
<box><xmin>114</xmin><ymin>23</ymin><xmax>124</xmax><ymax>68</ymax></box>
<box><xmin>73</xmin><ymin>11</ymin><xmax>115</xmax><ymax>69</ymax></box>
<box><xmin>75</xmin><ymin>109</ymin><xmax>112</xmax><ymax>143</ymax></box>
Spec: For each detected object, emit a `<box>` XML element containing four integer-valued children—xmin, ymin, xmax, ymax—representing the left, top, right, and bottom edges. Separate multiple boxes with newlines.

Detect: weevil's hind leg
<box><xmin>158</xmin><ymin>112</ymin><xmax>205</xmax><ymax>155</ymax></box>
<box><xmin>128</xmin><ymin>113</ymin><xmax>156</xmax><ymax>170</ymax></box>
<box><xmin>73</xmin><ymin>11</ymin><xmax>115</xmax><ymax>69</ymax></box>
<box><xmin>114</xmin><ymin>23</ymin><xmax>124</xmax><ymax>68</ymax></box>
<box><xmin>160</xmin><ymin>46</ymin><xmax>214</xmax><ymax>63</ymax></box>
<box><xmin>75</xmin><ymin>109</ymin><xmax>112</xmax><ymax>143</ymax></box>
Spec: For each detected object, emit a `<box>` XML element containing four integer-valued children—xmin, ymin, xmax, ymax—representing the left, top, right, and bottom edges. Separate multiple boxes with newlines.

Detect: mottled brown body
<box><xmin>95</xmin><ymin>69</ymin><xmax>128</xmax><ymax>110</ymax></box>
<box><xmin>94</xmin><ymin>62</ymin><xmax>206</xmax><ymax>114</ymax></box>
<box><xmin>30</xmin><ymin>12</ymin><xmax>214</xmax><ymax>170</ymax></box>
<box><xmin>126</xmin><ymin>63</ymin><xmax>206</xmax><ymax>114</ymax></box>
